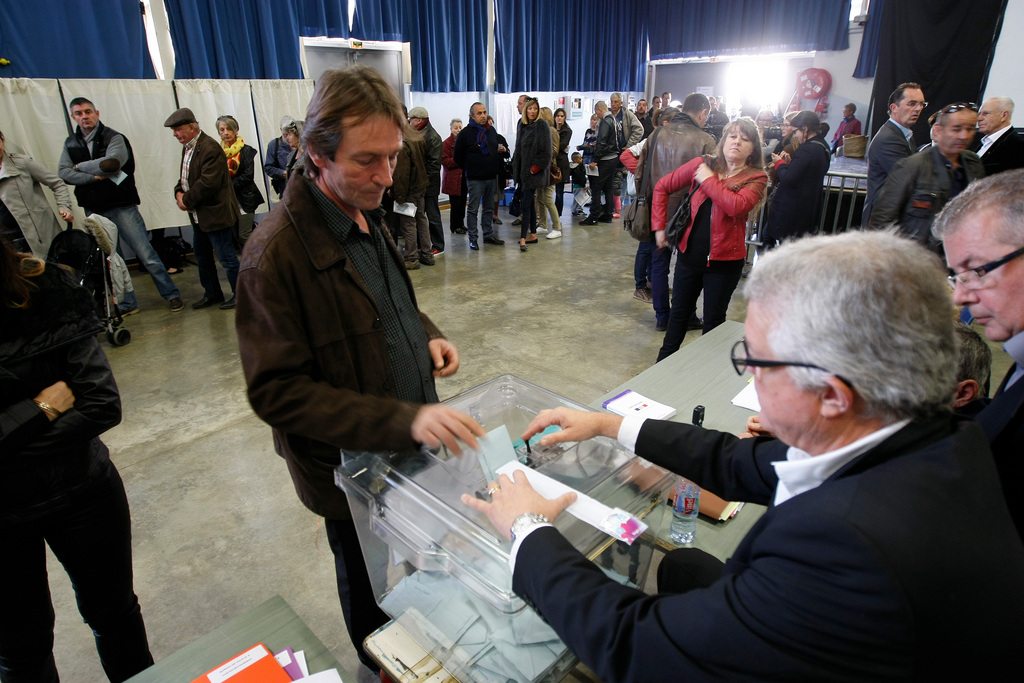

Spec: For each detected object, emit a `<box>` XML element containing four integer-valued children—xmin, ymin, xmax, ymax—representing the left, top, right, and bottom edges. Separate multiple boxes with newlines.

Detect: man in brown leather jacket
<box><xmin>235</xmin><ymin>66</ymin><xmax>483</xmax><ymax>674</ymax></box>
<box><xmin>635</xmin><ymin>94</ymin><xmax>716</xmax><ymax>330</ymax></box>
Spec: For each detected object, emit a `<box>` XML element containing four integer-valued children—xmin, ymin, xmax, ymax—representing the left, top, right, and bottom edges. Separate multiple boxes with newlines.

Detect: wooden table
<box><xmin>592</xmin><ymin>321</ymin><xmax>766</xmax><ymax>563</ymax></box>
<box><xmin>127</xmin><ymin>595</ymin><xmax>346</xmax><ymax>682</ymax></box>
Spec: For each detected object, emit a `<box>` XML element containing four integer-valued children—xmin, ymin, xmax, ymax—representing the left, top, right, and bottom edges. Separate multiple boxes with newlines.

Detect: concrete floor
<box><xmin>46</xmin><ymin>200</ymin><xmax>1011</xmax><ymax>681</ymax></box>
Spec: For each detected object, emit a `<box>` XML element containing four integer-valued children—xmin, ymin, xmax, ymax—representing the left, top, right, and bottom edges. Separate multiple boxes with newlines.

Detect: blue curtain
<box><xmin>296</xmin><ymin>0</ymin><xmax>350</xmax><ymax>39</ymax></box>
<box><xmin>648</xmin><ymin>0</ymin><xmax>851</xmax><ymax>61</ymax></box>
<box><xmin>853</xmin><ymin>0</ymin><xmax>883</xmax><ymax>78</ymax></box>
<box><xmin>494</xmin><ymin>0</ymin><xmax>648</xmax><ymax>93</ymax></box>
<box><xmin>351</xmin><ymin>0</ymin><xmax>405</xmax><ymax>42</ymax></box>
<box><xmin>165</xmin><ymin>0</ymin><xmax>303</xmax><ymax>79</ymax></box>
<box><xmin>0</xmin><ymin>0</ymin><xmax>154</xmax><ymax>78</ymax></box>
<box><xmin>405</xmin><ymin>0</ymin><xmax>488</xmax><ymax>92</ymax></box>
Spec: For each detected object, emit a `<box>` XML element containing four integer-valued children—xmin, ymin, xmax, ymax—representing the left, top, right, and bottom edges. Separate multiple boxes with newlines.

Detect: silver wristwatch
<box><xmin>510</xmin><ymin>513</ymin><xmax>550</xmax><ymax>543</ymax></box>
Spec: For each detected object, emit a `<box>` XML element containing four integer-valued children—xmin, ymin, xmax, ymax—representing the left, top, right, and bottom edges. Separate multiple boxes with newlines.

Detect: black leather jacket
<box><xmin>0</xmin><ymin>264</ymin><xmax>120</xmax><ymax>520</ymax></box>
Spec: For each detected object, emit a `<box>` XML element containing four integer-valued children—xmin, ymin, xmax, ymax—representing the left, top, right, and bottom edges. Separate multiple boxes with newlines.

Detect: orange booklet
<box><xmin>191</xmin><ymin>643</ymin><xmax>291</xmax><ymax>683</ymax></box>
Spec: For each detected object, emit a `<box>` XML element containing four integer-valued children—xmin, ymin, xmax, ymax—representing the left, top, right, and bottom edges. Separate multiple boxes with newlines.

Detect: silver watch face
<box><xmin>511</xmin><ymin>513</ymin><xmax>548</xmax><ymax>541</ymax></box>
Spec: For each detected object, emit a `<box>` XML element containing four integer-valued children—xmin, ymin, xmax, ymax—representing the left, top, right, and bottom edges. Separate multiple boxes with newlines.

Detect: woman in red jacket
<box><xmin>441</xmin><ymin>118</ymin><xmax>466</xmax><ymax>234</ymax></box>
<box><xmin>652</xmin><ymin>117</ymin><xmax>767</xmax><ymax>361</ymax></box>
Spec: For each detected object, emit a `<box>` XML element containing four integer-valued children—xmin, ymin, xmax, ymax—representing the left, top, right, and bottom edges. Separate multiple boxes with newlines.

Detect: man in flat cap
<box><xmin>408</xmin><ymin>106</ymin><xmax>445</xmax><ymax>255</ymax></box>
<box><xmin>165</xmin><ymin>107</ymin><xmax>241</xmax><ymax>309</ymax></box>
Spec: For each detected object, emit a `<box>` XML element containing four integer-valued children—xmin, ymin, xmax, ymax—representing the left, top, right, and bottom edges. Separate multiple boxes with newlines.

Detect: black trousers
<box><xmin>324</xmin><ymin>517</ymin><xmax>389</xmax><ymax>672</ymax></box>
<box><xmin>448</xmin><ymin>193</ymin><xmax>466</xmax><ymax>232</ymax></box>
<box><xmin>425</xmin><ymin>186</ymin><xmax>444</xmax><ymax>250</ymax></box>
<box><xmin>0</xmin><ymin>460</ymin><xmax>153</xmax><ymax>683</ymax></box>
<box><xmin>591</xmin><ymin>159</ymin><xmax>618</xmax><ymax>219</ymax></box>
<box><xmin>657</xmin><ymin>255</ymin><xmax>744</xmax><ymax>362</ymax></box>
<box><xmin>657</xmin><ymin>547</ymin><xmax>726</xmax><ymax>593</ymax></box>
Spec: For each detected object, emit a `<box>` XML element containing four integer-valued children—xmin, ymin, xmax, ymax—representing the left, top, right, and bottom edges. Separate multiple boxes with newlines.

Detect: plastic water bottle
<box><xmin>671</xmin><ymin>478</ymin><xmax>700</xmax><ymax>545</ymax></box>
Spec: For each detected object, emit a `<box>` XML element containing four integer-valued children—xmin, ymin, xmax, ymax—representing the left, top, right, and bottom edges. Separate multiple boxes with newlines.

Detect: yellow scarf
<box><xmin>223</xmin><ymin>137</ymin><xmax>245</xmax><ymax>177</ymax></box>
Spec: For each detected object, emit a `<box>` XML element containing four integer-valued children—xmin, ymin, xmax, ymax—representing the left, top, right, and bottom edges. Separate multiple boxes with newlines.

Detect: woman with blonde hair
<box><xmin>511</xmin><ymin>98</ymin><xmax>551</xmax><ymax>252</ymax></box>
<box><xmin>536</xmin><ymin>107</ymin><xmax>563</xmax><ymax>240</ymax></box>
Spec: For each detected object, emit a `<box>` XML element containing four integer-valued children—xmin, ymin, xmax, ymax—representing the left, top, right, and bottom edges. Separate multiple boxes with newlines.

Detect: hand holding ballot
<box><xmin>461</xmin><ymin>470</ymin><xmax>577</xmax><ymax>541</ymax></box>
<box><xmin>520</xmin><ymin>407</ymin><xmax>624</xmax><ymax>448</ymax></box>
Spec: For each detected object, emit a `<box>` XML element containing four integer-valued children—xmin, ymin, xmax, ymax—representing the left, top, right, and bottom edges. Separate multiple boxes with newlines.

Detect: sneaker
<box><xmin>469</xmin><ymin>241</ymin><xmax>479</xmax><ymax>250</ymax></box>
<box><xmin>580</xmin><ymin>216</ymin><xmax>599</xmax><ymax>226</ymax></box>
<box><xmin>546</xmin><ymin>230</ymin><xmax>562</xmax><ymax>239</ymax></box>
<box><xmin>169</xmin><ymin>297</ymin><xmax>185</xmax><ymax>312</ymax></box>
<box><xmin>492</xmin><ymin>217</ymin><xmax>503</xmax><ymax>225</ymax></box>
<box><xmin>431</xmin><ymin>248</ymin><xmax>444</xmax><ymax>256</ymax></box>
<box><xmin>633</xmin><ymin>288</ymin><xmax>653</xmax><ymax>303</ymax></box>
<box><xmin>405</xmin><ymin>260</ymin><xmax>420</xmax><ymax>270</ymax></box>
<box><xmin>536</xmin><ymin>226</ymin><xmax>549</xmax><ymax>234</ymax></box>
<box><xmin>613</xmin><ymin>212</ymin><xmax>621</xmax><ymax>219</ymax></box>
<box><xmin>512</xmin><ymin>217</ymin><xmax>522</xmax><ymax>226</ymax></box>
<box><xmin>119</xmin><ymin>306</ymin><xmax>140</xmax><ymax>317</ymax></box>
<box><xmin>419</xmin><ymin>254</ymin><xmax>436</xmax><ymax>266</ymax></box>
<box><xmin>483</xmin><ymin>236</ymin><xmax>505</xmax><ymax>246</ymax></box>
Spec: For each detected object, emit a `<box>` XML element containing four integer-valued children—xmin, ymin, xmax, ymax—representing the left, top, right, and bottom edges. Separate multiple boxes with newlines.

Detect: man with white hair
<box><xmin>934</xmin><ymin>169</ymin><xmax>1024</xmax><ymax>540</ymax></box>
<box><xmin>970</xmin><ymin>96</ymin><xmax>1024</xmax><ymax>176</ymax></box>
<box><xmin>462</xmin><ymin>230</ymin><xmax>1024</xmax><ymax>680</ymax></box>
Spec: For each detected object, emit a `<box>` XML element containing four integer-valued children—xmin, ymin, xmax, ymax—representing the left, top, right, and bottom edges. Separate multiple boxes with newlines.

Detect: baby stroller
<box><xmin>46</xmin><ymin>223</ymin><xmax>132</xmax><ymax>346</ymax></box>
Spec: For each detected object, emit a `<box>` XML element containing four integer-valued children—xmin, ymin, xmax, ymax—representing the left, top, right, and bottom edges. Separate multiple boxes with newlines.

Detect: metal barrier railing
<box><xmin>819</xmin><ymin>170</ymin><xmax>868</xmax><ymax>235</ymax></box>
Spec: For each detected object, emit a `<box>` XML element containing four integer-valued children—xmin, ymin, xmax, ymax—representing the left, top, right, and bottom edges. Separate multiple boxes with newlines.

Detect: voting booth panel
<box><xmin>59</xmin><ymin>78</ymin><xmax>181</xmax><ymax>231</ymax></box>
<box><xmin>0</xmin><ymin>78</ymin><xmax>73</xmax><ymax>220</ymax></box>
<box><xmin>250</xmin><ymin>79</ymin><xmax>315</xmax><ymax>204</ymax></box>
<box><xmin>336</xmin><ymin>375</ymin><xmax>674</xmax><ymax>683</ymax></box>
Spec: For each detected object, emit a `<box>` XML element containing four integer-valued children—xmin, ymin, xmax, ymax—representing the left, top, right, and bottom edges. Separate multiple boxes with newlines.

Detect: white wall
<box><xmin>812</xmin><ymin>28</ymin><xmax>874</xmax><ymax>136</ymax></box>
<box><xmin>983</xmin><ymin>0</ymin><xmax>1024</xmax><ymax>109</ymax></box>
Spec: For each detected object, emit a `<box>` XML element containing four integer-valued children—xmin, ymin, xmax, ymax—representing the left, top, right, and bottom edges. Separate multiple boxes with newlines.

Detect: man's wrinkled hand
<box><xmin>460</xmin><ymin>470</ymin><xmax>577</xmax><ymax>541</ymax></box>
<box><xmin>520</xmin><ymin>407</ymin><xmax>621</xmax><ymax>449</ymax></box>
<box><xmin>428</xmin><ymin>338</ymin><xmax>460</xmax><ymax>377</ymax></box>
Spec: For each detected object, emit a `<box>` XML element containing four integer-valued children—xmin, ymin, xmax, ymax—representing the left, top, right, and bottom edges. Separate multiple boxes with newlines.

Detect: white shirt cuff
<box><xmin>616</xmin><ymin>415</ymin><xmax>648</xmax><ymax>453</ymax></box>
<box><xmin>508</xmin><ymin>523</ymin><xmax>553</xmax><ymax>573</ymax></box>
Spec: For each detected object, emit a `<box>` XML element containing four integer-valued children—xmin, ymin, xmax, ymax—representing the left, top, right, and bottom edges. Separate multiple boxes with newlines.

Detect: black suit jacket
<box><xmin>864</xmin><ymin>119</ymin><xmax>914</xmax><ymax>223</ymax></box>
<box><xmin>970</xmin><ymin>127</ymin><xmax>1024</xmax><ymax>176</ymax></box>
<box><xmin>512</xmin><ymin>418</ymin><xmax>1024</xmax><ymax>682</ymax></box>
<box><xmin>976</xmin><ymin>365</ymin><xmax>1024</xmax><ymax>541</ymax></box>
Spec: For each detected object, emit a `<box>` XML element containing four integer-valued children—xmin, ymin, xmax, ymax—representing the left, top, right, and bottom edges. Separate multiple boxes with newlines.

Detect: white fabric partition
<box><xmin>0</xmin><ymin>78</ymin><xmax>73</xmax><ymax>219</ymax></box>
<box><xmin>58</xmin><ymin>79</ymin><xmax>181</xmax><ymax>230</ymax></box>
<box><xmin>174</xmin><ymin>79</ymin><xmax>268</xmax><ymax>213</ymax></box>
<box><xmin>250</xmin><ymin>79</ymin><xmax>315</xmax><ymax>203</ymax></box>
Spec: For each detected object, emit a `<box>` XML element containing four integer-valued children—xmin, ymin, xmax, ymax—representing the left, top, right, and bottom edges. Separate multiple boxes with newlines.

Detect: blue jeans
<box><xmin>651</xmin><ymin>241</ymin><xmax>672</xmax><ymax>325</ymax></box>
<box><xmin>192</xmin><ymin>223</ymin><xmax>239</xmax><ymax>300</ymax></box>
<box><xmin>466</xmin><ymin>178</ymin><xmax>496</xmax><ymax>241</ymax></box>
<box><xmin>0</xmin><ymin>461</ymin><xmax>153</xmax><ymax>683</ymax></box>
<box><xmin>104</xmin><ymin>206</ymin><xmax>180</xmax><ymax>308</ymax></box>
<box><xmin>634</xmin><ymin>239</ymin><xmax>653</xmax><ymax>289</ymax></box>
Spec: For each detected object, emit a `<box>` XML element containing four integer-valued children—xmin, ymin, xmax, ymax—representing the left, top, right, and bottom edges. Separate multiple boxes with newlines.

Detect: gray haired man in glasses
<box><xmin>935</xmin><ymin>169</ymin><xmax>1024</xmax><ymax>541</ymax></box>
<box><xmin>460</xmin><ymin>229</ymin><xmax>1024</xmax><ymax>680</ymax></box>
<box><xmin>868</xmin><ymin>101</ymin><xmax>985</xmax><ymax>249</ymax></box>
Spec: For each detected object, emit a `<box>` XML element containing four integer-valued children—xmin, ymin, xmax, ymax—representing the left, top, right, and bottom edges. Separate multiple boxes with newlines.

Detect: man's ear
<box><xmin>952</xmin><ymin>379</ymin><xmax>981</xmax><ymax>409</ymax></box>
<box><xmin>306</xmin><ymin>149</ymin><xmax>327</xmax><ymax>170</ymax></box>
<box><xmin>819</xmin><ymin>375</ymin><xmax>855</xmax><ymax>419</ymax></box>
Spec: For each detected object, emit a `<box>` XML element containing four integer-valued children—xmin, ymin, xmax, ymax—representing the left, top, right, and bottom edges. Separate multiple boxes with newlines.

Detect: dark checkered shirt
<box><xmin>307</xmin><ymin>179</ymin><xmax>438</xmax><ymax>404</ymax></box>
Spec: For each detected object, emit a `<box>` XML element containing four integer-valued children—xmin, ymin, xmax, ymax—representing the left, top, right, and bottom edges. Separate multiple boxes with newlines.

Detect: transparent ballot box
<box><xmin>335</xmin><ymin>375</ymin><xmax>674</xmax><ymax>683</ymax></box>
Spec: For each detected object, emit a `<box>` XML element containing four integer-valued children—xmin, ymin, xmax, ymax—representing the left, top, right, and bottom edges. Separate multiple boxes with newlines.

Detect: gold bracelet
<box><xmin>33</xmin><ymin>400</ymin><xmax>61</xmax><ymax>418</ymax></box>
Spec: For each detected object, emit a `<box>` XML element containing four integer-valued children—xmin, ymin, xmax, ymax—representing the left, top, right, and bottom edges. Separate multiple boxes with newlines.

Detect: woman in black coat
<box><xmin>553</xmin><ymin>108</ymin><xmax>573</xmax><ymax>216</ymax></box>
<box><xmin>512</xmin><ymin>98</ymin><xmax>552</xmax><ymax>252</ymax></box>
<box><xmin>763</xmin><ymin>110</ymin><xmax>832</xmax><ymax>248</ymax></box>
<box><xmin>0</xmin><ymin>239</ymin><xmax>153</xmax><ymax>681</ymax></box>
<box><xmin>217</xmin><ymin>115</ymin><xmax>265</xmax><ymax>246</ymax></box>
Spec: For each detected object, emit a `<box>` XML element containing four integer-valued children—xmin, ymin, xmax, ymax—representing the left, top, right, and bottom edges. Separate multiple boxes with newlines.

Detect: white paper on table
<box><xmin>294</xmin><ymin>650</ymin><xmax>309</xmax><ymax>677</ymax></box>
<box><xmin>731</xmin><ymin>378</ymin><xmax>761</xmax><ymax>412</ymax></box>
<box><xmin>496</xmin><ymin>461</ymin><xmax>647</xmax><ymax>544</ymax></box>
<box><xmin>298</xmin><ymin>670</ymin><xmax>344</xmax><ymax>682</ymax></box>
<box><xmin>393</xmin><ymin>201</ymin><xmax>417</xmax><ymax>217</ymax></box>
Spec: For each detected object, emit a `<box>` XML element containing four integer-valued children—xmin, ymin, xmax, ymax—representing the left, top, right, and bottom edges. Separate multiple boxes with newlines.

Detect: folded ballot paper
<box><xmin>602</xmin><ymin>390</ymin><xmax>677</xmax><ymax>420</ymax></box>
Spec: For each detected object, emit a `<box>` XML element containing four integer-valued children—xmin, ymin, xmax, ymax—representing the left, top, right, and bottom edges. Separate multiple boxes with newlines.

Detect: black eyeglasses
<box><xmin>731</xmin><ymin>339</ymin><xmax>853</xmax><ymax>388</ymax></box>
<box><xmin>948</xmin><ymin>244</ymin><xmax>1024</xmax><ymax>289</ymax></box>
